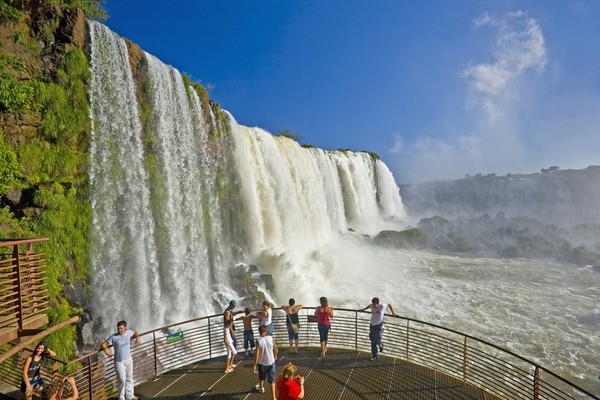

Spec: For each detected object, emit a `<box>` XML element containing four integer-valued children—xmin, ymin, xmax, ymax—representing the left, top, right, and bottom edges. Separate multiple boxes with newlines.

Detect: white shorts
<box><xmin>227</xmin><ymin>345</ymin><xmax>237</xmax><ymax>359</ymax></box>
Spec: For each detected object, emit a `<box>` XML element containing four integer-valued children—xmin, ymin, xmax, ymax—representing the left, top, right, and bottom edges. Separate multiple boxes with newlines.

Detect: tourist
<box><xmin>253</xmin><ymin>324</ymin><xmax>278</xmax><ymax>398</ymax></box>
<box><xmin>224</xmin><ymin>318</ymin><xmax>237</xmax><ymax>373</ymax></box>
<box><xmin>235</xmin><ymin>307</ymin><xmax>256</xmax><ymax>357</ymax></box>
<box><xmin>40</xmin><ymin>376</ymin><xmax>78</xmax><ymax>400</ymax></box>
<box><xmin>258</xmin><ymin>300</ymin><xmax>274</xmax><ymax>336</ymax></box>
<box><xmin>314</xmin><ymin>297</ymin><xmax>334</xmax><ymax>358</ymax></box>
<box><xmin>223</xmin><ymin>299</ymin><xmax>243</xmax><ymax>350</ymax></box>
<box><xmin>276</xmin><ymin>362</ymin><xmax>304</xmax><ymax>400</ymax></box>
<box><xmin>281</xmin><ymin>298</ymin><xmax>303</xmax><ymax>354</ymax></box>
<box><xmin>101</xmin><ymin>320</ymin><xmax>140</xmax><ymax>400</ymax></box>
<box><xmin>21</xmin><ymin>342</ymin><xmax>56</xmax><ymax>400</ymax></box>
<box><xmin>361</xmin><ymin>297</ymin><xmax>397</xmax><ymax>361</ymax></box>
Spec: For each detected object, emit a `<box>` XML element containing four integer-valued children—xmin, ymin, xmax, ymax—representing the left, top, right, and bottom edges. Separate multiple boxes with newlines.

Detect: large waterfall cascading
<box><xmin>88</xmin><ymin>21</ymin><xmax>161</xmax><ymax>330</ymax></box>
<box><xmin>229</xmin><ymin>124</ymin><xmax>405</xmax><ymax>255</ymax></box>
<box><xmin>88</xmin><ymin>21</ymin><xmax>406</xmax><ymax>334</ymax></box>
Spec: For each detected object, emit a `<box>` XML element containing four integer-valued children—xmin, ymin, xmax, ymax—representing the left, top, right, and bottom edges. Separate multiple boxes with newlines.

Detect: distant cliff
<box><xmin>399</xmin><ymin>166</ymin><xmax>600</xmax><ymax>227</ymax></box>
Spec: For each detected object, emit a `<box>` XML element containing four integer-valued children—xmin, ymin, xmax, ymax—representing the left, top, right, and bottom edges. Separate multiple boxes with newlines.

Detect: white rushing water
<box><xmin>295</xmin><ymin>239</ymin><xmax>599</xmax><ymax>394</ymax></box>
<box><xmin>88</xmin><ymin>21</ymin><xmax>405</xmax><ymax>330</ymax></box>
<box><xmin>87</xmin><ymin>22</ymin><xmax>599</xmax><ymax>395</ymax></box>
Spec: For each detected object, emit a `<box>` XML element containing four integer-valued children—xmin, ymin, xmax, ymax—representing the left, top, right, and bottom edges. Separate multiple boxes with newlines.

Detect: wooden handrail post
<box><xmin>52</xmin><ymin>360</ymin><xmax>59</xmax><ymax>382</ymax></box>
<box><xmin>13</xmin><ymin>244</ymin><xmax>23</xmax><ymax>330</ymax></box>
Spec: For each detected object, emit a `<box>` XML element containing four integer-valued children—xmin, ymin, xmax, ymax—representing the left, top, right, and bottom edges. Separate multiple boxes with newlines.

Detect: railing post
<box><xmin>533</xmin><ymin>366</ymin><xmax>540</xmax><ymax>400</ymax></box>
<box><xmin>25</xmin><ymin>243</ymin><xmax>35</xmax><ymax>315</ymax></box>
<box><xmin>463</xmin><ymin>337</ymin><xmax>468</xmax><ymax>385</ymax></box>
<box><xmin>13</xmin><ymin>244</ymin><xmax>23</xmax><ymax>330</ymax></box>
<box><xmin>87</xmin><ymin>355</ymin><xmax>93</xmax><ymax>400</ymax></box>
<box><xmin>52</xmin><ymin>360</ymin><xmax>59</xmax><ymax>382</ymax></box>
<box><xmin>153</xmin><ymin>331</ymin><xmax>158</xmax><ymax>379</ymax></box>
<box><xmin>354</xmin><ymin>311</ymin><xmax>358</xmax><ymax>352</ymax></box>
<box><xmin>208</xmin><ymin>316</ymin><xmax>212</xmax><ymax>359</ymax></box>
<box><xmin>406</xmin><ymin>320</ymin><xmax>410</xmax><ymax>361</ymax></box>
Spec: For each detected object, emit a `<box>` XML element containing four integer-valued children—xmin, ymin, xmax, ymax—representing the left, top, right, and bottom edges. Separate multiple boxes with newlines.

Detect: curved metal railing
<box><xmin>1</xmin><ymin>307</ymin><xmax>597</xmax><ymax>399</ymax></box>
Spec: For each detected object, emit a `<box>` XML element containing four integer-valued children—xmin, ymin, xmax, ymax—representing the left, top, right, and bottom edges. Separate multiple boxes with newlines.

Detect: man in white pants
<box><xmin>102</xmin><ymin>320</ymin><xmax>140</xmax><ymax>400</ymax></box>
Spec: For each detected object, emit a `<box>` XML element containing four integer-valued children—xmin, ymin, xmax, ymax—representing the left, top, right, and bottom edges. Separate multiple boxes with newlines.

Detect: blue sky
<box><xmin>103</xmin><ymin>0</ymin><xmax>600</xmax><ymax>184</ymax></box>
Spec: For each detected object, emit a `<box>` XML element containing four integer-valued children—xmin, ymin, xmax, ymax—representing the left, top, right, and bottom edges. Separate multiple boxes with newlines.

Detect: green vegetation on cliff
<box><xmin>0</xmin><ymin>137</ymin><xmax>22</xmax><ymax>191</ymax></box>
<box><xmin>0</xmin><ymin>0</ymin><xmax>107</xmax><ymax>23</ymax></box>
<box><xmin>0</xmin><ymin>0</ymin><xmax>102</xmax><ymax>361</ymax></box>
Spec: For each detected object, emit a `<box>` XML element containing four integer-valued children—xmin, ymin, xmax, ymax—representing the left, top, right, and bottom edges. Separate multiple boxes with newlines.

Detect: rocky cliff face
<box><xmin>0</xmin><ymin>2</ymin><xmax>96</xmax><ymax>357</ymax></box>
<box><xmin>400</xmin><ymin>166</ymin><xmax>600</xmax><ymax>227</ymax></box>
<box><xmin>393</xmin><ymin>166</ymin><xmax>600</xmax><ymax>265</ymax></box>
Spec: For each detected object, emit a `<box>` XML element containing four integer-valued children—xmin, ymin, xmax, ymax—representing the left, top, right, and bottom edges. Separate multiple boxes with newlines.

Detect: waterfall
<box><xmin>88</xmin><ymin>21</ymin><xmax>161</xmax><ymax>331</ymax></box>
<box><xmin>88</xmin><ymin>21</ymin><xmax>406</xmax><ymax>334</ymax></box>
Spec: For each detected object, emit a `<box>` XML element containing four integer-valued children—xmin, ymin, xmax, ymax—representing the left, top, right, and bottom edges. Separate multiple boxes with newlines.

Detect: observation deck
<box><xmin>1</xmin><ymin>308</ymin><xmax>597</xmax><ymax>400</ymax></box>
<box><xmin>133</xmin><ymin>346</ymin><xmax>494</xmax><ymax>399</ymax></box>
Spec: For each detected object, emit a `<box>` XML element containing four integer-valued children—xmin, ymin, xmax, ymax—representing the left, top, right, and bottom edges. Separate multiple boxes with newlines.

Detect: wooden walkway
<box><xmin>136</xmin><ymin>347</ymin><xmax>496</xmax><ymax>400</ymax></box>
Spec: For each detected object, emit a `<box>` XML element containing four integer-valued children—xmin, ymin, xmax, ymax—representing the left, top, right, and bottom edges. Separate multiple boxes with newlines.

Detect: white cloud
<box><xmin>388</xmin><ymin>11</ymin><xmax>547</xmax><ymax>184</ymax></box>
<box><xmin>463</xmin><ymin>11</ymin><xmax>546</xmax><ymax>121</ymax></box>
<box><xmin>388</xmin><ymin>134</ymin><xmax>403</xmax><ymax>154</ymax></box>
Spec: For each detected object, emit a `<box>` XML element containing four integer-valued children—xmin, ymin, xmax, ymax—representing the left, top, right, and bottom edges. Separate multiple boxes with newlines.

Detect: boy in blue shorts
<box><xmin>236</xmin><ymin>307</ymin><xmax>256</xmax><ymax>357</ymax></box>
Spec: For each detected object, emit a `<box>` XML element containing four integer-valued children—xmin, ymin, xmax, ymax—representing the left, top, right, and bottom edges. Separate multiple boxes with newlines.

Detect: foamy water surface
<box><xmin>269</xmin><ymin>235</ymin><xmax>600</xmax><ymax>395</ymax></box>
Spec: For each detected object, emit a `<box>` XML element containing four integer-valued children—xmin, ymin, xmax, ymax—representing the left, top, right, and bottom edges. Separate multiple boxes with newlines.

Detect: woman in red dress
<box><xmin>276</xmin><ymin>362</ymin><xmax>305</xmax><ymax>400</ymax></box>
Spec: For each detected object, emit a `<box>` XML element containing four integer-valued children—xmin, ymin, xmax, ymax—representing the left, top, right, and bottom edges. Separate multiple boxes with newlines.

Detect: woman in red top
<box><xmin>314</xmin><ymin>296</ymin><xmax>334</xmax><ymax>358</ymax></box>
<box><xmin>276</xmin><ymin>362</ymin><xmax>304</xmax><ymax>400</ymax></box>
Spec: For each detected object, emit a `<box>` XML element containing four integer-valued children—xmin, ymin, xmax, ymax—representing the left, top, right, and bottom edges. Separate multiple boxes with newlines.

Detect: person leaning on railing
<box><xmin>257</xmin><ymin>300</ymin><xmax>274</xmax><ymax>336</ymax></box>
<box><xmin>281</xmin><ymin>298</ymin><xmax>304</xmax><ymax>354</ymax></box>
<box><xmin>361</xmin><ymin>297</ymin><xmax>397</xmax><ymax>361</ymax></box>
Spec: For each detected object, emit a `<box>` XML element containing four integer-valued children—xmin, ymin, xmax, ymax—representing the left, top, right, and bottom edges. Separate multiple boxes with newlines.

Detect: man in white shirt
<box><xmin>253</xmin><ymin>324</ymin><xmax>278</xmax><ymax>397</ymax></box>
<box><xmin>102</xmin><ymin>320</ymin><xmax>140</xmax><ymax>400</ymax></box>
<box><xmin>361</xmin><ymin>297</ymin><xmax>397</xmax><ymax>361</ymax></box>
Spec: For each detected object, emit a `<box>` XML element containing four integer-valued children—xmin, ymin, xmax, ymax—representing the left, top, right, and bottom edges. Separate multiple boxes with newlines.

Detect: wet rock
<box><xmin>6</xmin><ymin>187</ymin><xmax>22</xmax><ymax>204</ymax></box>
<box><xmin>77</xmin><ymin>310</ymin><xmax>98</xmax><ymax>348</ymax></box>
<box><xmin>20</xmin><ymin>207</ymin><xmax>43</xmax><ymax>218</ymax></box>
<box><xmin>229</xmin><ymin>263</ymin><xmax>273</xmax><ymax>306</ymax></box>
<box><xmin>64</xmin><ymin>279</ymin><xmax>88</xmax><ymax>308</ymax></box>
<box><xmin>373</xmin><ymin>228</ymin><xmax>423</xmax><ymax>248</ymax></box>
<box><xmin>58</xmin><ymin>8</ymin><xmax>86</xmax><ymax>50</ymax></box>
<box><xmin>20</xmin><ymin>112</ymin><xmax>42</xmax><ymax>127</ymax></box>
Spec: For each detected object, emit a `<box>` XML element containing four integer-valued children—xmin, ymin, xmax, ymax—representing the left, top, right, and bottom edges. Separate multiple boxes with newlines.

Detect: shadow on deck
<box><xmin>136</xmin><ymin>347</ymin><xmax>495</xmax><ymax>400</ymax></box>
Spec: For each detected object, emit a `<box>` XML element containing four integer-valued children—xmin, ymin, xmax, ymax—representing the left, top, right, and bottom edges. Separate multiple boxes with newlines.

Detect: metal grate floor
<box><xmin>135</xmin><ymin>347</ymin><xmax>496</xmax><ymax>400</ymax></box>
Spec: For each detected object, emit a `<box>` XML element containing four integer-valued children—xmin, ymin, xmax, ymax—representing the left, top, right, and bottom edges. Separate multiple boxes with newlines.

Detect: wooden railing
<box><xmin>0</xmin><ymin>238</ymin><xmax>49</xmax><ymax>335</ymax></box>
<box><xmin>1</xmin><ymin>308</ymin><xmax>597</xmax><ymax>399</ymax></box>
